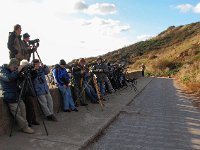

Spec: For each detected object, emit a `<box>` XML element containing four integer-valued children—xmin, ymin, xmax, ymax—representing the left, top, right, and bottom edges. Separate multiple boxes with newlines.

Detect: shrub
<box><xmin>181</xmin><ymin>75</ymin><xmax>191</xmax><ymax>84</ymax></box>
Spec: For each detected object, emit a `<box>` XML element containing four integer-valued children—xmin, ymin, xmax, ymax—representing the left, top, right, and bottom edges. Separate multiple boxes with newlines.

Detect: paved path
<box><xmin>86</xmin><ymin>78</ymin><xmax>200</xmax><ymax>150</ymax></box>
<box><xmin>0</xmin><ymin>78</ymin><xmax>152</xmax><ymax>150</ymax></box>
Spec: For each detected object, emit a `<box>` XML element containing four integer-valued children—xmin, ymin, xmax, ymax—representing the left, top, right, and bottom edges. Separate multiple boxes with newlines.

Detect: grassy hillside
<box><xmin>85</xmin><ymin>22</ymin><xmax>200</xmax><ymax>95</ymax></box>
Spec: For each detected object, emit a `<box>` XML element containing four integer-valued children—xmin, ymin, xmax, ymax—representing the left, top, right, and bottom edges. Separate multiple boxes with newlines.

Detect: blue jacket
<box><xmin>32</xmin><ymin>66</ymin><xmax>50</xmax><ymax>96</ymax></box>
<box><xmin>52</xmin><ymin>66</ymin><xmax>70</xmax><ymax>87</ymax></box>
<box><xmin>0</xmin><ymin>65</ymin><xmax>19</xmax><ymax>103</ymax></box>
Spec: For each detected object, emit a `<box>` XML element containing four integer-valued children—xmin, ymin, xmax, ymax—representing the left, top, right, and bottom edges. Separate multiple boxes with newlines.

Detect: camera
<box><xmin>20</xmin><ymin>64</ymin><xmax>33</xmax><ymax>74</ymax></box>
<box><xmin>29</xmin><ymin>39</ymin><xmax>40</xmax><ymax>45</ymax></box>
<box><xmin>19</xmin><ymin>65</ymin><xmax>34</xmax><ymax>79</ymax></box>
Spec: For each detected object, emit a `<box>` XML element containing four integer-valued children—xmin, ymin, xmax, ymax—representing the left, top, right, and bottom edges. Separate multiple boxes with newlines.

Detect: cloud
<box><xmin>0</xmin><ymin>1</ymin><xmax>131</xmax><ymax>65</ymax></box>
<box><xmin>74</xmin><ymin>1</ymin><xmax>117</xmax><ymax>15</ymax></box>
<box><xmin>86</xmin><ymin>3</ymin><xmax>117</xmax><ymax>15</ymax></box>
<box><xmin>193</xmin><ymin>3</ymin><xmax>200</xmax><ymax>13</ymax></box>
<box><xmin>176</xmin><ymin>4</ymin><xmax>193</xmax><ymax>13</ymax></box>
<box><xmin>74</xmin><ymin>1</ymin><xmax>88</xmax><ymax>10</ymax></box>
<box><xmin>80</xmin><ymin>17</ymin><xmax>131</xmax><ymax>35</ymax></box>
<box><xmin>176</xmin><ymin>2</ymin><xmax>200</xmax><ymax>14</ymax></box>
<box><xmin>15</xmin><ymin>0</ymin><xmax>45</xmax><ymax>3</ymax></box>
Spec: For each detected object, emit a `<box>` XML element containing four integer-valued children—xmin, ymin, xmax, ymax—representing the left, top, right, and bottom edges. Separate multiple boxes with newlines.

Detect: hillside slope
<box><xmin>85</xmin><ymin>22</ymin><xmax>200</xmax><ymax>95</ymax></box>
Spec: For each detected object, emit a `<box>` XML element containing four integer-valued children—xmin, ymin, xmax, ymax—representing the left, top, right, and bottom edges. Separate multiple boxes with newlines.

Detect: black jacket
<box><xmin>7</xmin><ymin>32</ymin><xmax>19</xmax><ymax>59</ymax></box>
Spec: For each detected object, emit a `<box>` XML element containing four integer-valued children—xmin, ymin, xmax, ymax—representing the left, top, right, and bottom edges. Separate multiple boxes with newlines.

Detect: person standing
<box><xmin>79</xmin><ymin>58</ymin><xmax>98</xmax><ymax>104</ymax></box>
<box><xmin>141</xmin><ymin>63</ymin><xmax>146</xmax><ymax>77</ymax></box>
<box><xmin>22</xmin><ymin>33</ymin><xmax>36</xmax><ymax>62</ymax></box>
<box><xmin>92</xmin><ymin>57</ymin><xmax>109</xmax><ymax>96</ymax></box>
<box><xmin>71</xmin><ymin>60</ymin><xmax>88</xmax><ymax>106</ymax></box>
<box><xmin>7</xmin><ymin>24</ymin><xmax>29</xmax><ymax>61</ymax></box>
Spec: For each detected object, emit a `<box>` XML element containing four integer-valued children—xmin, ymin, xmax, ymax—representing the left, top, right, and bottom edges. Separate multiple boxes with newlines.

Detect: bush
<box><xmin>181</xmin><ymin>75</ymin><xmax>191</xmax><ymax>84</ymax></box>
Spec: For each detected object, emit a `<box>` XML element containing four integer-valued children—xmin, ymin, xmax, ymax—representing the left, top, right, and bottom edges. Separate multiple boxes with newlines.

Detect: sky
<box><xmin>0</xmin><ymin>0</ymin><xmax>199</xmax><ymax>65</ymax></box>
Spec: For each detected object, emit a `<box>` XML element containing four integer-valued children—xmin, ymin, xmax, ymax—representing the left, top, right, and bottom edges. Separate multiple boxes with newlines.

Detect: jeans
<box><xmin>84</xmin><ymin>81</ymin><xmax>98</xmax><ymax>102</ymax></box>
<box><xmin>105</xmin><ymin>77</ymin><xmax>115</xmax><ymax>93</ymax></box>
<box><xmin>98</xmin><ymin>82</ymin><xmax>106</xmax><ymax>96</ymax></box>
<box><xmin>59</xmin><ymin>85</ymin><xmax>76</xmax><ymax>110</ymax></box>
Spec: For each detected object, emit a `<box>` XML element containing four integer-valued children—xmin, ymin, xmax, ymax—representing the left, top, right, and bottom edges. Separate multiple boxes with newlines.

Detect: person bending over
<box><xmin>0</xmin><ymin>58</ymin><xmax>34</xmax><ymax>134</ymax></box>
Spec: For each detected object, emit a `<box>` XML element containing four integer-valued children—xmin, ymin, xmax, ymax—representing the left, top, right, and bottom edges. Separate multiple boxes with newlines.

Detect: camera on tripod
<box><xmin>19</xmin><ymin>64</ymin><xmax>34</xmax><ymax>79</ymax></box>
<box><xmin>29</xmin><ymin>39</ymin><xmax>40</xmax><ymax>47</ymax></box>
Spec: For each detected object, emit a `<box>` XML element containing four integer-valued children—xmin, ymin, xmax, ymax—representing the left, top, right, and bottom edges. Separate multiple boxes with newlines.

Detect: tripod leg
<box><xmin>93</xmin><ymin>75</ymin><xmax>104</xmax><ymax>111</ymax></box>
<box><xmin>9</xmin><ymin>80</ymin><xmax>26</xmax><ymax>137</ymax></box>
<box><xmin>133</xmin><ymin>83</ymin><xmax>137</xmax><ymax>92</ymax></box>
<box><xmin>74</xmin><ymin>78</ymin><xmax>93</xmax><ymax>111</ymax></box>
<box><xmin>9</xmin><ymin>101</ymin><xmax>20</xmax><ymax>137</ymax></box>
<box><xmin>35</xmin><ymin>97</ymin><xmax>49</xmax><ymax>136</ymax></box>
<box><xmin>27</xmin><ymin>78</ymin><xmax>49</xmax><ymax>136</ymax></box>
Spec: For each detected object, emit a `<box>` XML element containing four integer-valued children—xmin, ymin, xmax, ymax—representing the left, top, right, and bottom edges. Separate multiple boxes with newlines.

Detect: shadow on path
<box><xmin>86</xmin><ymin>78</ymin><xmax>200</xmax><ymax>150</ymax></box>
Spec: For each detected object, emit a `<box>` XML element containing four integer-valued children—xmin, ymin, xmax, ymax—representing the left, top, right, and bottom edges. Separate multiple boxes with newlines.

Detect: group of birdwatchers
<box><xmin>0</xmin><ymin>24</ymin><xmax>145</xmax><ymax>134</ymax></box>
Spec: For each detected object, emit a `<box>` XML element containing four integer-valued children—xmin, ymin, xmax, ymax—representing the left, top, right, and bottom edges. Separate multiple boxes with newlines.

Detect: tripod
<box><xmin>126</xmin><ymin>78</ymin><xmax>138</xmax><ymax>91</ymax></box>
<box><xmin>9</xmin><ymin>70</ymin><xmax>48</xmax><ymax>137</ymax></box>
<box><xmin>73</xmin><ymin>78</ymin><xmax>89</xmax><ymax>111</ymax></box>
<box><xmin>92</xmin><ymin>74</ymin><xmax>105</xmax><ymax>111</ymax></box>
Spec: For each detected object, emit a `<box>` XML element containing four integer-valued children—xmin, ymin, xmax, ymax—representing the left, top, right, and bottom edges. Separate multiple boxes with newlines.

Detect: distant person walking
<box><xmin>141</xmin><ymin>64</ymin><xmax>146</xmax><ymax>77</ymax></box>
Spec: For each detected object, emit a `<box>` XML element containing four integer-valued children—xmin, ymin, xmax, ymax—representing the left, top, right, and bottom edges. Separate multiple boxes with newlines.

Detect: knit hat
<box><xmin>97</xmin><ymin>57</ymin><xmax>102</xmax><ymax>62</ymax></box>
<box><xmin>97</xmin><ymin>57</ymin><xmax>102</xmax><ymax>60</ymax></box>
<box><xmin>32</xmin><ymin>59</ymin><xmax>40</xmax><ymax>65</ymax></box>
<box><xmin>59</xmin><ymin>59</ymin><xmax>66</xmax><ymax>65</ymax></box>
<box><xmin>20</xmin><ymin>59</ymin><xmax>29</xmax><ymax>66</ymax></box>
<box><xmin>8</xmin><ymin>58</ymin><xmax>19</xmax><ymax>67</ymax></box>
<box><xmin>23</xmin><ymin>33</ymin><xmax>30</xmax><ymax>39</ymax></box>
<box><xmin>79</xmin><ymin>58</ymin><xmax>86</xmax><ymax>64</ymax></box>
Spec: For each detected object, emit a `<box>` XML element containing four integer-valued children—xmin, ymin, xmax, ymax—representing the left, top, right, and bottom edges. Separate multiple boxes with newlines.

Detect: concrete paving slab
<box><xmin>86</xmin><ymin>78</ymin><xmax>200</xmax><ymax>150</ymax></box>
<box><xmin>0</xmin><ymin>77</ymin><xmax>152</xmax><ymax>150</ymax></box>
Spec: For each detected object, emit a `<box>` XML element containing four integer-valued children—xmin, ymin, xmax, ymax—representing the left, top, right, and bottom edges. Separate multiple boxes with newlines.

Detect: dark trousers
<box><xmin>142</xmin><ymin>70</ymin><xmax>145</xmax><ymax>77</ymax></box>
<box><xmin>23</xmin><ymin>96</ymin><xmax>37</xmax><ymax>125</ymax></box>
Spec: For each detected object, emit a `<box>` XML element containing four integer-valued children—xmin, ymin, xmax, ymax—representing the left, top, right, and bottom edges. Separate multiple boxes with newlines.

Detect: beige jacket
<box><xmin>14</xmin><ymin>36</ymin><xmax>29</xmax><ymax>61</ymax></box>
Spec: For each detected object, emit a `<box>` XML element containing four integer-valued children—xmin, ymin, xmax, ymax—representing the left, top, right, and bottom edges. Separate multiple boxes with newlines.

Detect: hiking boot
<box><xmin>64</xmin><ymin>109</ymin><xmax>71</xmax><ymax>112</ymax></box>
<box><xmin>47</xmin><ymin>115</ymin><xmax>58</xmax><ymax>122</ymax></box>
<box><xmin>51</xmin><ymin>115</ymin><xmax>58</xmax><ymax>122</ymax></box>
<box><xmin>91</xmin><ymin>101</ymin><xmax>99</xmax><ymax>104</ymax></box>
<box><xmin>47</xmin><ymin>115</ymin><xmax>52</xmax><ymax>120</ymax></box>
<box><xmin>81</xmin><ymin>103</ymin><xmax>88</xmax><ymax>106</ymax></box>
<box><xmin>32</xmin><ymin>121</ymin><xmax>40</xmax><ymax>125</ymax></box>
<box><xmin>22</xmin><ymin>127</ymin><xmax>34</xmax><ymax>134</ymax></box>
<box><xmin>72</xmin><ymin>108</ymin><xmax>78</xmax><ymax>112</ymax></box>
